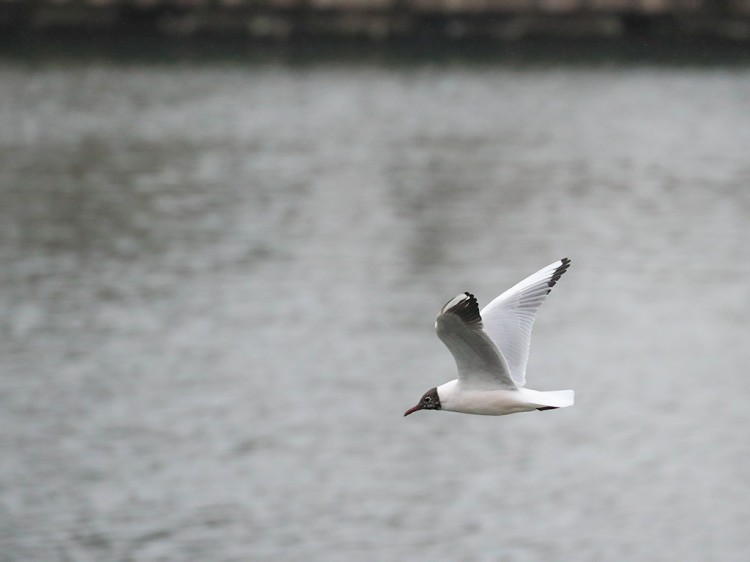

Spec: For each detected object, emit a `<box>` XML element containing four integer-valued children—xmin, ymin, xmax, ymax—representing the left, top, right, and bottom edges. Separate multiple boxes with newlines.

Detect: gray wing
<box><xmin>479</xmin><ymin>258</ymin><xmax>570</xmax><ymax>387</ymax></box>
<box><xmin>435</xmin><ymin>292</ymin><xmax>517</xmax><ymax>390</ymax></box>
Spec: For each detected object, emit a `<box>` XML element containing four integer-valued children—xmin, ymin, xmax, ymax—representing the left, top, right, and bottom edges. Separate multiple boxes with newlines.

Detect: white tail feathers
<box><xmin>534</xmin><ymin>389</ymin><xmax>575</xmax><ymax>409</ymax></box>
<box><xmin>513</xmin><ymin>388</ymin><xmax>575</xmax><ymax>411</ymax></box>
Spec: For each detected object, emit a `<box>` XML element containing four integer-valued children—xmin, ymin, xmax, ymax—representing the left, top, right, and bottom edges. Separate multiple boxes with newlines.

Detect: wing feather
<box><xmin>435</xmin><ymin>293</ymin><xmax>516</xmax><ymax>390</ymax></box>
<box><xmin>479</xmin><ymin>258</ymin><xmax>571</xmax><ymax>387</ymax></box>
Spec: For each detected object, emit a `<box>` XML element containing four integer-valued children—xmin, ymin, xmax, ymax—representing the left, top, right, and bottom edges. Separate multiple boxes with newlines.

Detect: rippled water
<box><xmin>1</xmin><ymin>48</ymin><xmax>750</xmax><ymax>561</ymax></box>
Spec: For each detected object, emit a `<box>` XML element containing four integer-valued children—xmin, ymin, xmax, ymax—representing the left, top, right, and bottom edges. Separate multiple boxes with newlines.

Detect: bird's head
<box><xmin>404</xmin><ymin>387</ymin><xmax>441</xmax><ymax>417</ymax></box>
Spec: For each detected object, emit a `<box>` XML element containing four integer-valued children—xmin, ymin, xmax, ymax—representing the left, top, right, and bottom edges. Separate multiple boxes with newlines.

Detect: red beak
<box><xmin>403</xmin><ymin>404</ymin><xmax>421</xmax><ymax>417</ymax></box>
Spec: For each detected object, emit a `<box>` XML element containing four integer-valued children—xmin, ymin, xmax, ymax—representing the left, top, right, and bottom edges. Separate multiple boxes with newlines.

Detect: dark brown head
<box><xmin>404</xmin><ymin>387</ymin><xmax>441</xmax><ymax>417</ymax></box>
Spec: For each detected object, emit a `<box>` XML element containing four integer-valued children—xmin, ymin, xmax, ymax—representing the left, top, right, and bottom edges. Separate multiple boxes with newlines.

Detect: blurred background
<box><xmin>2</xmin><ymin>1</ymin><xmax>750</xmax><ymax>561</ymax></box>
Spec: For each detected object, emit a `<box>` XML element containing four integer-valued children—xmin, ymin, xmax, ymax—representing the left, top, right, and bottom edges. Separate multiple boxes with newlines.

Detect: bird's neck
<box><xmin>436</xmin><ymin>379</ymin><xmax>460</xmax><ymax>406</ymax></box>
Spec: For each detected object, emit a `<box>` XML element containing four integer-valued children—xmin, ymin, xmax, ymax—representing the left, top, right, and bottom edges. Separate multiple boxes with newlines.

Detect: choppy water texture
<box><xmin>1</xmin><ymin>48</ymin><xmax>750</xmax><ymax>561</ymax></box>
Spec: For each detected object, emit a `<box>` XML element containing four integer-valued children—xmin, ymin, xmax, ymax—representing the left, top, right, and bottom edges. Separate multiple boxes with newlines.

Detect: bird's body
<box><xmin>436</xmin><ymin>381</ymin><xmax>574</xmax><ymax>416</ymax></box>
<box><xmin>404</xmin><ymin>258</ymin><xmax>574</xmax><ymax>418</ymax></box>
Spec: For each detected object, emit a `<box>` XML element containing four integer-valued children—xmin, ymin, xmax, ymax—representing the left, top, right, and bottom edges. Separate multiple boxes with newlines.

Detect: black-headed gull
<box><xmin>404</xmin><ymin>258</ymin><xmax>574</xmax><ymax>417</ymax></box>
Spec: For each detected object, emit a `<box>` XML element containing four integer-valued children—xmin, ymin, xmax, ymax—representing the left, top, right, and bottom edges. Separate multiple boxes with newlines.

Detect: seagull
<box><xmin>404</xmin><ymin>258</ymin><xmax>574</xmax><ymax>417</ymax></box>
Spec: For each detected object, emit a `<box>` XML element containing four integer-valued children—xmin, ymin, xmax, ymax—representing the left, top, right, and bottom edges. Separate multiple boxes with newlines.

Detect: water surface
<box><xmin>1</xmin><ymin>49</ymin><xmax>749</xmax><ymax>561</ymax></box>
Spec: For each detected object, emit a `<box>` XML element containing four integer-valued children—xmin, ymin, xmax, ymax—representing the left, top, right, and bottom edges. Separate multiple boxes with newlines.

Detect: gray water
<box><xmin>1</xmin><ymin>50</ymin><xmax>750</xmax><ymax>561</ymax></box>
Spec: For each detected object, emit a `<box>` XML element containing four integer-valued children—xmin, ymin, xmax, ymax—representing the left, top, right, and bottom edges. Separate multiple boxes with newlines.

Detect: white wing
<box><xmin>479</xmin><ymin>258</ymin><xmax>571</xmax><ymax>387</ymax></box>
<box><xmin>435</xmin><ymin>293</ymin><xmax>516</xmax><ymax>390</ymax></box>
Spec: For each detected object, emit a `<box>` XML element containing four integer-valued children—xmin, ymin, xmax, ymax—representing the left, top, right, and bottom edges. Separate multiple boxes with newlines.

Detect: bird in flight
<box><xmin>404</xmin><ymin>258</ymin><xmax>574</xmax><ymax>417</ymax></box>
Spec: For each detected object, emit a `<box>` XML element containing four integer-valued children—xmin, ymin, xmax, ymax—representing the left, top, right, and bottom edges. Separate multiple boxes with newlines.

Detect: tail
<box><xmin>534</xmin><ymin>389</ymin><xmax>575</xmax><ymax>411</ymax></box>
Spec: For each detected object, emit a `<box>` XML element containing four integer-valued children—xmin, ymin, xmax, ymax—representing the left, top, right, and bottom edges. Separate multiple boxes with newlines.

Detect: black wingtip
<box><xmin>442</xmin><ymin>292</ymin><xmax>482</xmax><ymax>325</ymax></box>
<box><xmin>547</xmin><ymin>257</ymin><xmax>571</xmax><ymax>292</ymax></box>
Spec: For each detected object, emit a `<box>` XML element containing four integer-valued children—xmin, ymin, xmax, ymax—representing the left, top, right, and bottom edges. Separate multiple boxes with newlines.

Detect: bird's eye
<box><xmin>423</xmin><ymin>396</ymin><xmax>431</xmax><ymax>403</ymax></box>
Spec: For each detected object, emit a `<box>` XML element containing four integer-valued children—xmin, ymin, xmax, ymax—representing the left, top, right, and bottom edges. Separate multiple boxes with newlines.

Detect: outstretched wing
<box><xmin>479</xmin><ymin>258</ymin><xmax>571</xmax><ymax>387</ymax></box>
<box><xmin>435</xmin><ymin>292</ymin><xmax>516</xmax><ymax>390</ymax></box>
